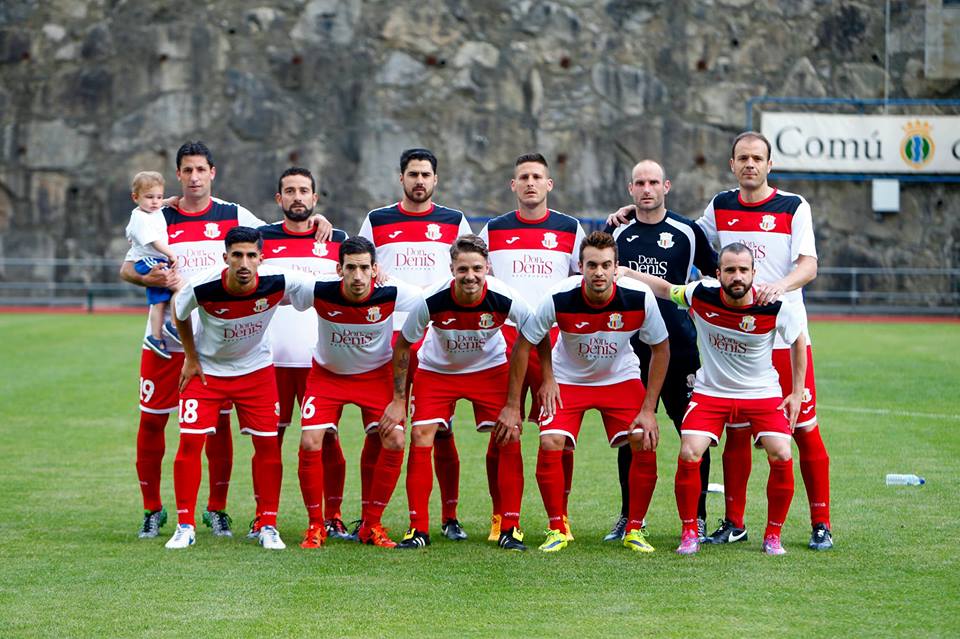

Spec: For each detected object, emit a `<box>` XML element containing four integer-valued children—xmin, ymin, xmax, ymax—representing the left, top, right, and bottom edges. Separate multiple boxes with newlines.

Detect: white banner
<box><xmin>760</xmin><ymin>113</ymin><xmax>960</xmax><ymax>173</ymax></box>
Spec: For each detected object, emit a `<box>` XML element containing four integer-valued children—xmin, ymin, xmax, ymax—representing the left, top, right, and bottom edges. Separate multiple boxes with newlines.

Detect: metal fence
<box><xmin>1</xmin><ymin>256</ymin><xmax>957</xmax><ymax>316</ymax></box>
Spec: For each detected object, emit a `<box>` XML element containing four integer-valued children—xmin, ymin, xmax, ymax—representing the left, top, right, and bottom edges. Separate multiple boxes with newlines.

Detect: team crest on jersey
<box><xmin>759</xmin><ymin>215</ymin><xmax>776</xmax><ymax>232</ymax></box>
<box><xmin>478</xmin><ymin>313</ymin><xmax>494</xmax><ymax>329</ymax></box>
<box><xmin>802</xmin><ymin>387</ymin><xmax>812</xmax><ymax>403</ymax></box>
<box><xmin>204</xmin><ymin>222</ymin><xmax>221</xmax><ymax>239</ymax></box>
<box><xmin>739</xmin><ymin>315</ymin><xmax>756</xmax><ymax>332</ymax></box>
<box><xmin>253</xmin><ymin>298</ymin><xmax>269</xmax><ymax>313</ymax></box>
<box><xmin>607</xmin><ymin>313</ymin><xmax>624</xmax><ymax>330</ymax></box>
<box><xmin>657</xmin><ymin>232</ymin><xmax>675</xmax><ymax>249</ymax></box>
<box><xmin>312</xmin><ymin>241</ymin><xmax>328</xmax><ymax>257</ymax></box>
<box><xmin>425</xmin><ymin>224</ymin><xmax>442</xmax><ymax>240</ymax></box>
<box><xmin>542</xmin><ymin>232</ymin><xmax>558</xmax><ymax>249</ymax></box>
<box><xmin>366</xmin><ymin>306</ymin><xmax>382</xmax><ymax>323</ymax></box>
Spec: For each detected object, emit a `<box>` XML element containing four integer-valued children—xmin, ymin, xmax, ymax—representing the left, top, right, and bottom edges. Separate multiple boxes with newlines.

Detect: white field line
<box><xmin>818</xmin><ymin>404</ymin><xmax>960</xmax><ymax>421</ymax></box>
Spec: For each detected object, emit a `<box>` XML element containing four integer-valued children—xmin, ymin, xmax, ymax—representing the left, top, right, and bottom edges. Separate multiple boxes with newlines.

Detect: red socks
<box><xmin>406</xmin><ymin>445</ymin><xmax>433</xmax><ymax>530</ymax></box>
<box><xmin>434</xmin><ymin>433</ymin><xmax>460</xmax><ymax>522</ymax></box>
<box><xmin>322</xmin><ymin>434</ymin><xmax>346</xmax><ymax>519</ymax></box>
<box><xmin>536</xmin><ymin>448</ymin><xmax>566</xmax><ymax>533</ymax></box>
<box><xmin>173</xmin><ymin>433</ymin><xmax>205</xmax><ymax>526</ymax></box>
<box><xmin>485</xmin><ymin>436</ymin><xmax>501</xmax><ymax>516</ymax></box>
<box><xmin>627</xmin><ymin>449</ymin><xmax>657</xmax><ymax>532</ymax></box>
<box><xmin>365</xmin><ymin>447</ymin><xmax>404</xmax><ymax>527</ymax></box>
<box><xmin>136</xmin><ymin>411</ymin><xmax>167</xmax><ymax>512</ymax></box>
<box><xmin>359</xmin><ymin>434</ymin><xmax>382</xmax><ymax>514</ymax></box>
<box><xmin>497</xmin><ymin>441</ymin><xmax>523</xmax><ymax>530</ymax></box>
<box><xmin>204</xmin><ymin>412</ymin><xmax>233</xmax><ymax>512</ymax></box>
<box><xmin>765</xmin><ymin>458</ymin><xmax>795</xmax><ymax>538</ymax></box>
<box><xmin>675</xmin><ymin>457</ymin><xmax>702</xmax><ymax>534</ymax></box>
<box><xmin>795</xmin><ymin>426</ymin><xmax>831</xmax><ymax>528</ymax></box>
<box><xmin>722</xmin><ymin>427</ymin><xmax>753</xmax><ymax>528</ymax></box>
<box><xmin>561</xmin><ymin>448</ymin><xmax>575</xmax><ymax>515</ymax></box>
<box><xmin>251</xmin><ymin>435</ymin><xmax>282</xmax><ymax>527</ymax></box>
<box><xmin>298</xmin><ymin>448</ymin><xmax>325</xmax><ymax>525</ymax></box>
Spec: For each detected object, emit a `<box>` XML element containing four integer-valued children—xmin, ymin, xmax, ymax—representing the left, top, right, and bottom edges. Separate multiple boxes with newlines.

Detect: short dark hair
<box><xmin>515</xmin><ymin>152</ymin><xmax>548</xmax><ymax>169</ymax></box>
<box><xmin>176</xmin><ymin>141</ymin><xmax>214</xmax><ymax>170</ymax></box>
<box><xmin>579</xmin><ymin>231</ymin><xmax>618</xmax><ymax>263</ymax></box>
<box><xmin>277</xmin><ymin>167</ymin><xmax>315</xmax><ymax>194</ymax></box>
<box><xmin>718</xmin><ymin>242</ymin><xmax>755</xmax><ymax>267</ymax></box>
<box><xmin>225</xmin><ymin>226</ymin><xmax>263</xmax><ymax>250</ymax></box>
<box><xmin>400</xmin><ymin>148</ymin><xmax>438</xmax><ymax>173</ymax></box>
<box><xmin>449</xmin><ymin>234</ymin><xmax>488</xmax><ymax>261</ymax></box>
<box><xmin>339</xmin><ymin>236</ymin><xmax>376</xmax><ymax>265</ymax></box>
<box><xmin>731</xmin><ymin>131</ymin><xmax>772</xmax><ymax>162</ymax></box>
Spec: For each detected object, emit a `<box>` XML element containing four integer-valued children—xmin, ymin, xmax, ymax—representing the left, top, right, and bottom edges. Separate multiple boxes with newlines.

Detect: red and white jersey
<box><xmin>671</xmin><ymin>280</ymin><xmax>803</xmax><ymax>399</ymax></box>
<box><xmin>124</xmin><ymin>207</ymin><xmax>169</xmax><ymax>262</ymax></box>
<box><xmin>286</xmin><ymin>278</ymin><xmax>423</xmax><ymax>375</ymax></box>
<box><xmin>358</xmin><ymin>202</ymin><xmax>472</xmax><ymax>328</ymax></box>
<box><xmin>260</xmin><ymin>223</ymin><xmax>348</xmax><ymax>368</ymax></box>
<box><xmin>174</xmin><ymin>265</ymin><xmax>314</xmax><ymax>377</ymax></box>
<box><xmin>698</xmin><ymin>188</ymin><xmax>816</xmax><ymax>347</ymax></box>
<box><xmin>521</xmin><ymin>276</ymin><xmax>668</xmax><ymax>386</ymax></box>
<box><xmin>402</xmin><ymin>276</ymin><xmax>531</xmax><ymax>375</ymax></box>
<box><xmin>479</xmin><ymin>209</ymin><xmax>584</xmax><ymax>318</ymax></box>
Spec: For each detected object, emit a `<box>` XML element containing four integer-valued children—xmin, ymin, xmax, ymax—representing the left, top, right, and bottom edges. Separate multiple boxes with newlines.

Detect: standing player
<box><xmin>358</xmin><ymin>148</ymin><xmax>473</xmax><ymax>540</ymax></box>
<box><xmin>258</xmin><ymin>167</ymin><xmax>351</xmax><ymax>540</ymax></box>
<box><xmin>602</xmin><ymin>160</ymin><xmax>717</xmax><ymax>542</ymax></box>
<box><xmin>120</xmin><ymin>142</ymin><xmax>332</xmax><ymax>540</ymax></box>
<box><xmin>478</xmin><ymin>152</ymin><xmax>584</xmax><ymax>542</ymax></box>
<box><xmin>288</xmin><ymin>237</ymin><xmax>422</xmax><ymax>549</ymax></box>
<box><xmin>620</xmin><ymin>243</ymin><xmax>806</xmax><ymax>555</ymax></box>
<box><xmin>608</xmin><ymin>132</ymin><xmax>832</xmax><ymax>551</ymax></box>
<box><xmin>165</xmin><ymin>227</ymin><xmax>314</xmax><ymax>550</ymax></box>
<box><xmin>496</xmin><ymin>232</ymin><xmax>669</xmax><ymax>554</ymax></box>
<box><xmin>379</xmin><ymin>235</ymin><xmax>531</xmax><ymax>551</ymax></box>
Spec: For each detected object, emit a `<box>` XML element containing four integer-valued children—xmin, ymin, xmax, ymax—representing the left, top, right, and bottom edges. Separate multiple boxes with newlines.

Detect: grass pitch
<box><xmin>0</xmin><ymin>314</ymin><xmax>957</xmax><ymax>638</ymax></box>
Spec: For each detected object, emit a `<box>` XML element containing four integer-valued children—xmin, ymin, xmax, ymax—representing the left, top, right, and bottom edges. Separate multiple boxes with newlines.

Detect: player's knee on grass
<box><xmin>300</xmin><ymin>429</ymin><xmax>326</xmax><ymax>451</ymax></box>
<box><xmin>539</xmin><ymin>433</ymin><xmax>567</xmax><ymax>451</ymax></box>
<box><xmin>410</xmin><ymin>422</ymin><xmax>439</xmax><ymax>447</ymax></box>
<box><xmin>382</xmin><ymin>427</ymin><xmax>405</xmax><ymax>451</ymax></box>
<box><xmin>760</xmin><ymin>436</ymin><xmax>792</xmax><ymax>461</ymax></box>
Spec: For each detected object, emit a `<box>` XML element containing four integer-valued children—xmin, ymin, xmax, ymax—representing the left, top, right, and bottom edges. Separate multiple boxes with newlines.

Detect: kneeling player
<box><xmin>380</xmin><ymin>235</ymin><xmax>531</xmax><ymax>550</ymax></box>
<box><xmin>166</xmin><ymin>227</ymin><xmax>314</xmax><ymax>550</ymax></box>
<box><xmin>496</xmin><ymin>231</ymin><xmax>669</xmax><ymax>554</ymax></box>
<box><xmin>620</xmin><ymin>242</ymin><xmax>805</xmax><ymax>555</ymax></box>
<box><xmin>288</xmin><ymin>236</ymin><xmax>422</xmax><ymax>548</ymax></box>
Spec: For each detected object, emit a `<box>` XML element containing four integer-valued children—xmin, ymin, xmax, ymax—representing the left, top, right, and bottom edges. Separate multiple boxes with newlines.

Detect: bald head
<box><xmin>628</xmin><ymin>159</ymin><xmax>671</xmax><ymax>217</ymax></box>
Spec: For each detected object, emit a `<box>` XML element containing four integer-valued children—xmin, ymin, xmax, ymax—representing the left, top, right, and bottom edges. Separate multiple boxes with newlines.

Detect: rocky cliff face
<box><xmin>0</xmin><ymin>1</ymin><xmax>957</xmax><ymax>294</ymax></box>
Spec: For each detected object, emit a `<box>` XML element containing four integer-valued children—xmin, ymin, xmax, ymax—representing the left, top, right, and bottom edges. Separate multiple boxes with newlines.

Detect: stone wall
<box><xmin>0</xmin><ymin>0</ymin><xmax>958</xmax><ymax>295</ymax></box>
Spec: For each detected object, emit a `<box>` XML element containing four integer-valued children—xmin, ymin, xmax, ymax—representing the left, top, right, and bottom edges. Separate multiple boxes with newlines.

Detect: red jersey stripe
<box><xmin>167</xmin><ymin>219</ymin><xmax>239</xmax><ymax>243</ymax></box>
<box><xmin>262</xmin><ymin>238</ymin><xmax>341</xmax><ymax>259</ymax></box>
<box><xmin>199</xmin><ymin>290</ymin><xmax>284</xmax><ymax>319</ymax></box>
<box><xmin>713</xmin><ymin>209</ymin><xmax>793</xmax><ymax>235</ymax></box>
<box><xmin>431</xmin><ymin>310</ymin><xmax>510</xmax><ymax>330</ymax></box>
<box><xmin>313</xmin><ymin>299</ymin><xmax>397</xmax><ymax>325</ymax></box>
<box><xmin>556</xmin><ymin>310</ymin><xmax>647</xmax><ymax>333</ymax></box>
<box><xmin>371</xmin><ymin>220</ymin><xmax>460</xmax><ymax>246</ymax></box>
<box><xmin>691</xmin><ymin>298</ymin><xmax>778</xmax><ymax>334</ymax></box>
<box><xmin>488</xmin><ymin>228</ymin><xmax>577</xmax><ymax>253</ymax></box>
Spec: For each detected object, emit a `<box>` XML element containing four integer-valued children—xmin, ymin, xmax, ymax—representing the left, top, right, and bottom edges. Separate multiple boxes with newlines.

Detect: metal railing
<box><xmin>0</xmin><ymin>258</ymin><xmax>957</xmax><ymax>316</ymax></box>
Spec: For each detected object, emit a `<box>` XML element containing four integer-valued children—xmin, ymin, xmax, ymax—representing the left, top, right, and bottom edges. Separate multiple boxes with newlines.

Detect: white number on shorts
<box><xmin>179</xmin><ymin>399</ymin><xmax>199</xmax><ymax>424</ymax></box>
<box><xmin>301</xmin><ymin>397</ymin><xmax>315</xmax><ymax>420</ymax></box>
<box><xmin>139</xmin><ymin>377</ymin><xmax>155</xmax><ymax>404</ymax></box>
<box><xmin>682</xmin><ymin>401</ymin><xmax>698</xmax><ymax>424</ymax></box>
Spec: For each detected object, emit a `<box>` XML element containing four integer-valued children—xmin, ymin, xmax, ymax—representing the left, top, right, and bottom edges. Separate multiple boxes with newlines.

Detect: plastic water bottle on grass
<box><xmin>885</xmin><ymin>474</ymin><xmax>925</xmax><ymax>486</ymax></box>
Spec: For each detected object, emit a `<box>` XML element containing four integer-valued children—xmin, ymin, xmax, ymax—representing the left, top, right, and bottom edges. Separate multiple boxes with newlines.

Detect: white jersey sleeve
<box><xmin>790</xmin><ymin>197</ymin><xmax>818</xmax><ymax>262</ymax></box>
<box><xmin>776</xmin><ymin>299</ymin><xmax>804</xmax><ymax>346</ymax></box>
<box><xmin>284</xmin><ymin>272</ymin><xmax>317</xmax><ymax>311</ymax></box>
<box><xmin>570</xmin><ymin>223</ymin><xmax>585</xmax><ymax>274</ymax></box>
<box><xmin>520</xmin><ymin>291</ymin><xmax>557</xmax><ymax>345</ymax></box>
<box><xmin>507</xmin><ymin>287</ymin><xmax>532</xmax><ymax>328</ymax></box>
<box><xmin>400</xmin><ymin>295</ymin><xmax>431</xmax><ymax>344</ymax></box>
<box><xmin>237</xmin><ymin>203</ymin><xmax>267</xmax><ymax>228</ymax></box>
<box><xmin>393</xmin><ymin>279</ymin><xmax>425</xmax><ymax>313</ymax></box>
<box><xmin>458</xmin><ymin>216</ymin><xmax>473</xmax><ymax>237</ymax></box>
<box><xmin>358</xmin><ymin>215</ymin><xmax>374</xmax><ymax>242</ymax></box>
<box><xmin>175</xmin><ymin>277</ymin><xmax>199</xmax><ymax>321</ymax></box>
<box><xmin>696</xmin><ymin>197</ymin><xmax>720</xmax><ymax>250</ymax></box>
<box><xmin>634</xmin><ymin>281</ymin><xmax>669</xmax><ymax>345</ymax></box>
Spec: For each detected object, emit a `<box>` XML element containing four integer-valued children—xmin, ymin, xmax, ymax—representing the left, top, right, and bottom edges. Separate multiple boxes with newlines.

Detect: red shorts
<box><xmin>503</xmin><ymin>324</ymin><xmax>560</xmax><ymax>423</ymax></box>
<box><xmin>772</xmin><ymin>344</ymin><xmax>818</xmax><ymax>429</ymax></box>
<box><xmin>139</xmin><ymin>348</ymin><xmax>184</xmax><ymax>414</ymax></box>
<box><xmin>681</xmin><ymin>392</ymin><xmax>791</xmax><ymax>445</ymax></box>
<box><xmin>301</xmin><ymin>362</ymin><xmax>395</xmax><ymax>433</ymax></box>
<box><xmin>538</xmin><ymin>379</ymin><xmax>647</xmax><ymax>449</ymax></box>
<box><xmin>178</xmin><ymin>365</ymin><xmax>279</xmax><ymax>437</ymax></box>
<box><xmin>410</xmin><ymin>365</ymin><xmax>509</xmax><ymax>432</ymax></box>
<box><xmin>274</xmin><ymin>366</ymin><xmax>310</xmax><ymax>427</ymax></box>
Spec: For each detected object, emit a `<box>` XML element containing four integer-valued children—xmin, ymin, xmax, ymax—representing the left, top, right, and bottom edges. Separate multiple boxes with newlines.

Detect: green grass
<box><xmin>0</xmin><ymin>314</ymin><xmax>958</xmax><ymax>637</ymax></box>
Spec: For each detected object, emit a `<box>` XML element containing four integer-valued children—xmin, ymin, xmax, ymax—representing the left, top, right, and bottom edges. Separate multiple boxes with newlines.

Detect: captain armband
<box><xmin>669</xmin><ymin>285</ymin><xmax>689</xmax><ymax>309</ymax></box>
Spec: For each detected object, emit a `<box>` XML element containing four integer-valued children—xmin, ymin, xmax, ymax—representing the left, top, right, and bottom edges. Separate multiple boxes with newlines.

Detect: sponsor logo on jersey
<box><xmin>327</xmin><ymin>310</ymin><xmax>342</xmax><ymax>317</ymax></box>
<box><xmin>204</xmin><ymin>222</ymin><xmax>221</xmax><ymax>239</ymax></box>
<box><xmin>657</xmin><ymin>232</ymin><xmax>674</xmax><ymax>249</ymax></box>
<box><xmin>478</xmin><ymin>313</ymin><xmax>494</xmax><ymax>329</ymax></box>
<box><xmin>575</xmin><ymin>321</ymin><xmax>589</xmax><ymax>329</ymax></box>
<box><xmin>739</xmin><ymin>315</ymin><xmax>756</xmax><ymax>332</ymax></box>
<box><xmin>330</xmin><ymin>328</ymin><xmax>375</xmax><ymax>346</ymax></box>
<box><xmin>506</xmin><ymin>236</ymin><xmax>520</xmax><ymax>244</ymax></box>
<box><xmin>214</xmin><ymin>308</ymin><xmax>229</xmax><ymax>315</ymax></box>
<box><xmin>444</xmin><ymin>334</ymin><xmax>486</xmax><ymax>352</ymax></box>
<box><xmin>253</xmin><ymin>298</ymin><xmax>269</xmax><ymax>313</ymax></box>
<box><xmin>312</xmin><ymin>241</ymin><xmax>328</xmax><ymax>258</ymax></box>
<box><xmin>223</xmin><ymin>319</ymin><xmax>264</xmax><ymax>340</ymax></box>
<box><xmin>704</xmin><ymin>312</ymin><xmax>719</xmax><ymax>318</ymax></box>
<box><xmin>366</xmin><ymin>306</ymin><xmax>382</xmax><ymax>323</ymax></box>
<box><xmin>512</xmin><ymin>254</ymin><xmax>554</xmax><ymax>276</ymax></box>
<box><xmin>271</xmin><ymin>246</ymin><xmax>287</xmax><ymax>254</ymax></box>
<box><xmin>759</xmin><ymin>215</ymin><xmax>776</xmax><ymax>232</ymax></box>
<box><xmin>425</xmin><ymin>224</ymin><xmax>442</xmax><ymax>240</ymax></box>
<box><xmin>726</xmin><ymin>219</ymin><xmax>739</xmax><ymax>226</ymax></box>
<box><xmin>802</xmin><ymin>387</ymin><xmax>812</xmax><ymax>403</ymax></box>
<box><xmin>900</xmin><ymin>120</ymin><xmax>935</xmax><ymax>169</ymax></box>
<box><xmin>628</xmin><ymin>255</ymin><xmax>667</xmax><ymax>277</ymax></box>
<box><xmin>607</xmin><ymin>313</ymin><xmax>624</xmax><ymax>330</ymax></box>
<box><xmin>169</xmin><ymin>230</ymin><xmax>185</xmax><ymax>239</ymax></box>
<box><xmin>441</xmin><ymin>318</ymin><xmax>456</xmax><ymax>325</ymax></box>
<box><xmin>396</xmin><ymin>247</ymin><xmax>436</xmax><ymax>269</ymax></box>
<box><xmin>578</xmin><ymin>336</ymin><xmax>619</xmax><ymax>358</ymax></box>
<box><xmin>542</xmin><ymin>232</ymin><xmax>558</xmax><ymax>249</ymax></box>
<box><xmin>389</xmin><ymin>230</ymin><xmax>403</xmax><ymax>239</ymax></box>
<box><xmin>709</xmin><ymin>332</ymin><xmax>747</xmax><ymax>354</ymax></box>
<box><xmin>626</xmin><ymin>235</ymin><xmax>639</xmax><ymax>243</ymax></box>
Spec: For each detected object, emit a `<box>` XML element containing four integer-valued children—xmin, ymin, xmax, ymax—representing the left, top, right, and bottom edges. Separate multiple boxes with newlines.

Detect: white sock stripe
<box><xmin>140</xmin><ymin>405</ymin><xmax>177</xmax><ymax>414</ymax></box>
